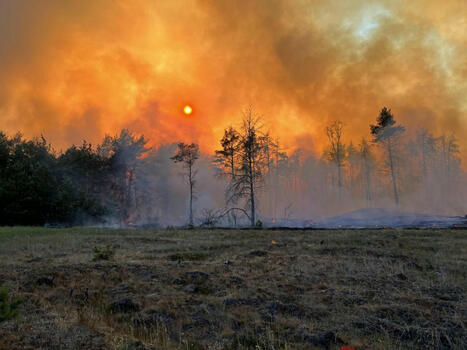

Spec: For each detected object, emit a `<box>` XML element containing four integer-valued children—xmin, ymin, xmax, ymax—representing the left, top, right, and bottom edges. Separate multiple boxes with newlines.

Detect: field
<box><xmin>0</xmin><ymin>227</ymin><xmax>465</xmax><ymax>349</ymax></box>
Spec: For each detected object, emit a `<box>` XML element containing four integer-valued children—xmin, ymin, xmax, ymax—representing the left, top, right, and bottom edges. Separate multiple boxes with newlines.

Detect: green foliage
<box><xmin>99</xmin><ymin>129</ymin><xmax>150</xmax><ymax>224</ymax></box>
<box><xmin>0</xmin><ymin>129</ymin><xmax>147</xmax><ymax>226</ymax></box>
<box><xmin>255</xmin><ymin>219</ymin><xmax>263</xmax><ymax>228</ymax></box>
<box><xmin>370</xmin><ymin>107</ymin><xmax>405</xmax><ymax>142</ymax></box>
<box><xmin>93</xmin><ymin>245</ymin><xmax>115</xmax><ymax>261</ymax></box>
<box><xmin>0</xmin><ymin>285</ymin><xmax>21</xmax><ymax>322</ymax></box>
<box><xmin>171</xmin><ymin>142</ymin><xmax>200</xmax><ymax>227</ymax></box>
<box><xmin>170</xmin><ymin>142</ymin><xmax>199</xmax><ymax>166</ymax></box>
<box><xmin>214</xmin><ymin>126</ymin><xmax>240</xmax><ymax>178</ymax></box>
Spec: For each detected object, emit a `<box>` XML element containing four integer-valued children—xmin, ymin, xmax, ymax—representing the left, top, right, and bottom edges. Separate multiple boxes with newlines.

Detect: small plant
<box><xmin>255</xmin><ymin>219</ymin><xmax>263</xmax><ymax>228</ymax></box>
<box><xmin>0</xmin><ymin>285</ymin><xmax>21</xmax><ymax>322</ymax></box>
<box><xmin>93</xmin><ymin>245</ymin><xmax>115</xmax><ymax>261</ymax></box>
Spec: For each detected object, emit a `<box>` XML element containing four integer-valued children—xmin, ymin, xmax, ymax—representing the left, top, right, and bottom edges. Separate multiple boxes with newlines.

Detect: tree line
<box><xmin>0</xmin><ymin>107</ymin><xmax>464</xmax><ymax>227</ymax></box>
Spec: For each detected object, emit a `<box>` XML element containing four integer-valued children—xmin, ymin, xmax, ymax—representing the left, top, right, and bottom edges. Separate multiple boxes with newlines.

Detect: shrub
<box><xmin>0</xmin><ymin>285</ymin><xmax>21</xmax><ymax>322</ymax></box>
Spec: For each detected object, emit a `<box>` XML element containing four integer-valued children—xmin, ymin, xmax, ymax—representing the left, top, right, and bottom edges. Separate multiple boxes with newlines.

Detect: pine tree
<box><xmin>370</xmin><ymin>107</ymin><xmax>405</xmax><ymax>205</ymax></box>
<box><xmin>171</xmin><ymin>143</ymin><xmax>199</xmax><ymax>226</ymax></box>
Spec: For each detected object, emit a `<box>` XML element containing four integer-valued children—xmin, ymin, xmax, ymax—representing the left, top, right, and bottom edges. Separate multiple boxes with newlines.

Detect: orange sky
<box><xmin>0</xmin><ymin>0</ymin><xmax>466</xmax><ymax>159</ymax></box>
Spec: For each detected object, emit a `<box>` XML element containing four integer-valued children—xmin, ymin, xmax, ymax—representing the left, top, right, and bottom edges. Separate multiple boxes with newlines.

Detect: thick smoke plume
<box><xmin>0</xmin><ymin>0</ymin><xmax>465</xmax><ymax>161</ymax></box>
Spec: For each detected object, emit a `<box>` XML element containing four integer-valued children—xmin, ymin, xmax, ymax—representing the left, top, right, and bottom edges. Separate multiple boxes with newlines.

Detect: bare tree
<box><xmin>171</xmin><ymin>143</ymin><xmax>199</xmax><ymax>226</ymax></box>
<box><xmin>370</xmin><ymin>107</ymin><xmax>405</xmax><ymax>205</ymax></box>
<box><xmin>326</xmin><ymin>121</ymin><xmax>346</xmax><ymax>197</ymax></box>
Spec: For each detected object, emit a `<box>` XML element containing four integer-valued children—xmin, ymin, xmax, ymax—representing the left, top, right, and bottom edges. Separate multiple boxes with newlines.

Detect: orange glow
<box><xmin>183</xmin><ymin>105</ymin><xmax>193</xmax><ymax>115</ymax></box>
<box><xmin>0</xmin><ymin>1</ymin><xmax>465</xmax><ymax>161</ymax></box>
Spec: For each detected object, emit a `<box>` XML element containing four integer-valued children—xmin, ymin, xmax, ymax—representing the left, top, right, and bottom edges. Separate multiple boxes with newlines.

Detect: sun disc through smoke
<box><xmin>183</xmin><ymin>105</ymin><xmax>192</xmax><ymax>115</ymax></box>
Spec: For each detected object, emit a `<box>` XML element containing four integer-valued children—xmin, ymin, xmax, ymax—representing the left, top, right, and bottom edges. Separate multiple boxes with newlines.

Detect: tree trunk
<box><xmin>126</xmin><ymin>169</ymin><xmax>134</xmax><ymax>214</ymax></box>
<box><xmin>189</xmin><ymin>164</ymin><xmax>193</xmax><ymax>226</ymax></box>
<box><xmin>365</xmin><ymin>162</ymin><xmax>372</xmax><ymax>203</ymax></box>
<box><xmin>230</xmin><ymin>154</ymin><xmax>235</xmax><ymax>178</ymax></box>
<box><xmin>337</xmin><ymin>163</ymin><xmax>342</xmax><ymax>198</ymax></box>
<box><xmin>387</xmin><ymin>137</ymin><xmax>399</xmax><ymax>205</ymax></box>
<box><xmin>249</xmin><ymin>154</ymin><xmax>255</xmax><ymax>227</ymax></box>
<box><xmin>250</xmin><ymin>180</ymin><xmax>255</xmax><ymax>227</ymax></box>
<box><xmin>120</xmin><ymin>172</ymin><xmax>127</xmax><ymax>227</ymax></box>
<box><xmin>336</xmin><ymin>143</ymin><xmax>342</xmax><ymax>198</ymax></box>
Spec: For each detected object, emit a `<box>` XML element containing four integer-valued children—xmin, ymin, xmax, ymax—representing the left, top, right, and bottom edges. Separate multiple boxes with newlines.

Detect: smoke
<box><xmin>0</xmin><ymin>0</ymin><xmax>466</xmax><ymax>162</ymax></box>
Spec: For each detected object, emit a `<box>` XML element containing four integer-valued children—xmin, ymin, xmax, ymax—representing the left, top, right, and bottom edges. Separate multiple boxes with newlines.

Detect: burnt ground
<box><xmin>0</xmin><ymin>227</ymin><xmax>465</xmax><ymax>349</ymax></box>
<box><xmin>310</xmin><ymin>208</ymin><xmax>467</xmax><ymax>229</ymax></box>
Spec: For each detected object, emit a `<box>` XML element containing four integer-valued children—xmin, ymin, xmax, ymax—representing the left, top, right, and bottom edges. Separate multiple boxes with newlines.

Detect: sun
<box><xmin>183</xmin><ymin>105</ymin><xmax>193</xmax><ymax>115</ymax></box>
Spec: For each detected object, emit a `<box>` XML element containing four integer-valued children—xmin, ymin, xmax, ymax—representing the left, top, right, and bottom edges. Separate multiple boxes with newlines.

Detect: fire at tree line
<box><xmin>0</xmin><ymin>107</ymin><xmax>464</xmax><ymax>227</ymax></box>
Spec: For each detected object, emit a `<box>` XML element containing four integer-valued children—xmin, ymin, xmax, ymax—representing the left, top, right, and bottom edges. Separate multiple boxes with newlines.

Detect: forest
<box><xmin>0</xmin><ymin>107</ymin><xmax>464</xmax><ymax>227</ymax></box>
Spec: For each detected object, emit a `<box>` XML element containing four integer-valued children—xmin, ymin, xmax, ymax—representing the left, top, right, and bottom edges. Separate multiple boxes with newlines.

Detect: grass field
<box><xmin>0</xmin><ymin>227</ymin><xmax>465</xmax><ymax>349</ymax></box>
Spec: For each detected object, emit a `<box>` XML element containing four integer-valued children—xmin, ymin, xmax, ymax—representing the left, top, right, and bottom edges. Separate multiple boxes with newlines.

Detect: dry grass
<box><xmin>0</xmin><ymin>227</ymin><xmax>465</xmax><ymax>349</ymax></box>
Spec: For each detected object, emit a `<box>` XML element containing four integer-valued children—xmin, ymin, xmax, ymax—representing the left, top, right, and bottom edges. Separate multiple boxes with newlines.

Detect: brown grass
<box><xmin>0</xmin><ymin>227</ymin><xmax>465</xmax><ymax>349</ymax></box>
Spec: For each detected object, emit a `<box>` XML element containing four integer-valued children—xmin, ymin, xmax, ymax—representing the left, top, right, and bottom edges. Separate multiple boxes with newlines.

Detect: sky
<box><xmin>0</xmin><ymin>0</ymin><xmax>466</xmax><ymax>158</ymax></box>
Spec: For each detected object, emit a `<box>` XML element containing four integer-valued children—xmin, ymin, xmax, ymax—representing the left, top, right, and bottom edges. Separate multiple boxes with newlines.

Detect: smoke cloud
<box><xmin>0</xmin><ymin>0</ymin><xmax>465</xmax><ymax>160</ymax></box>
